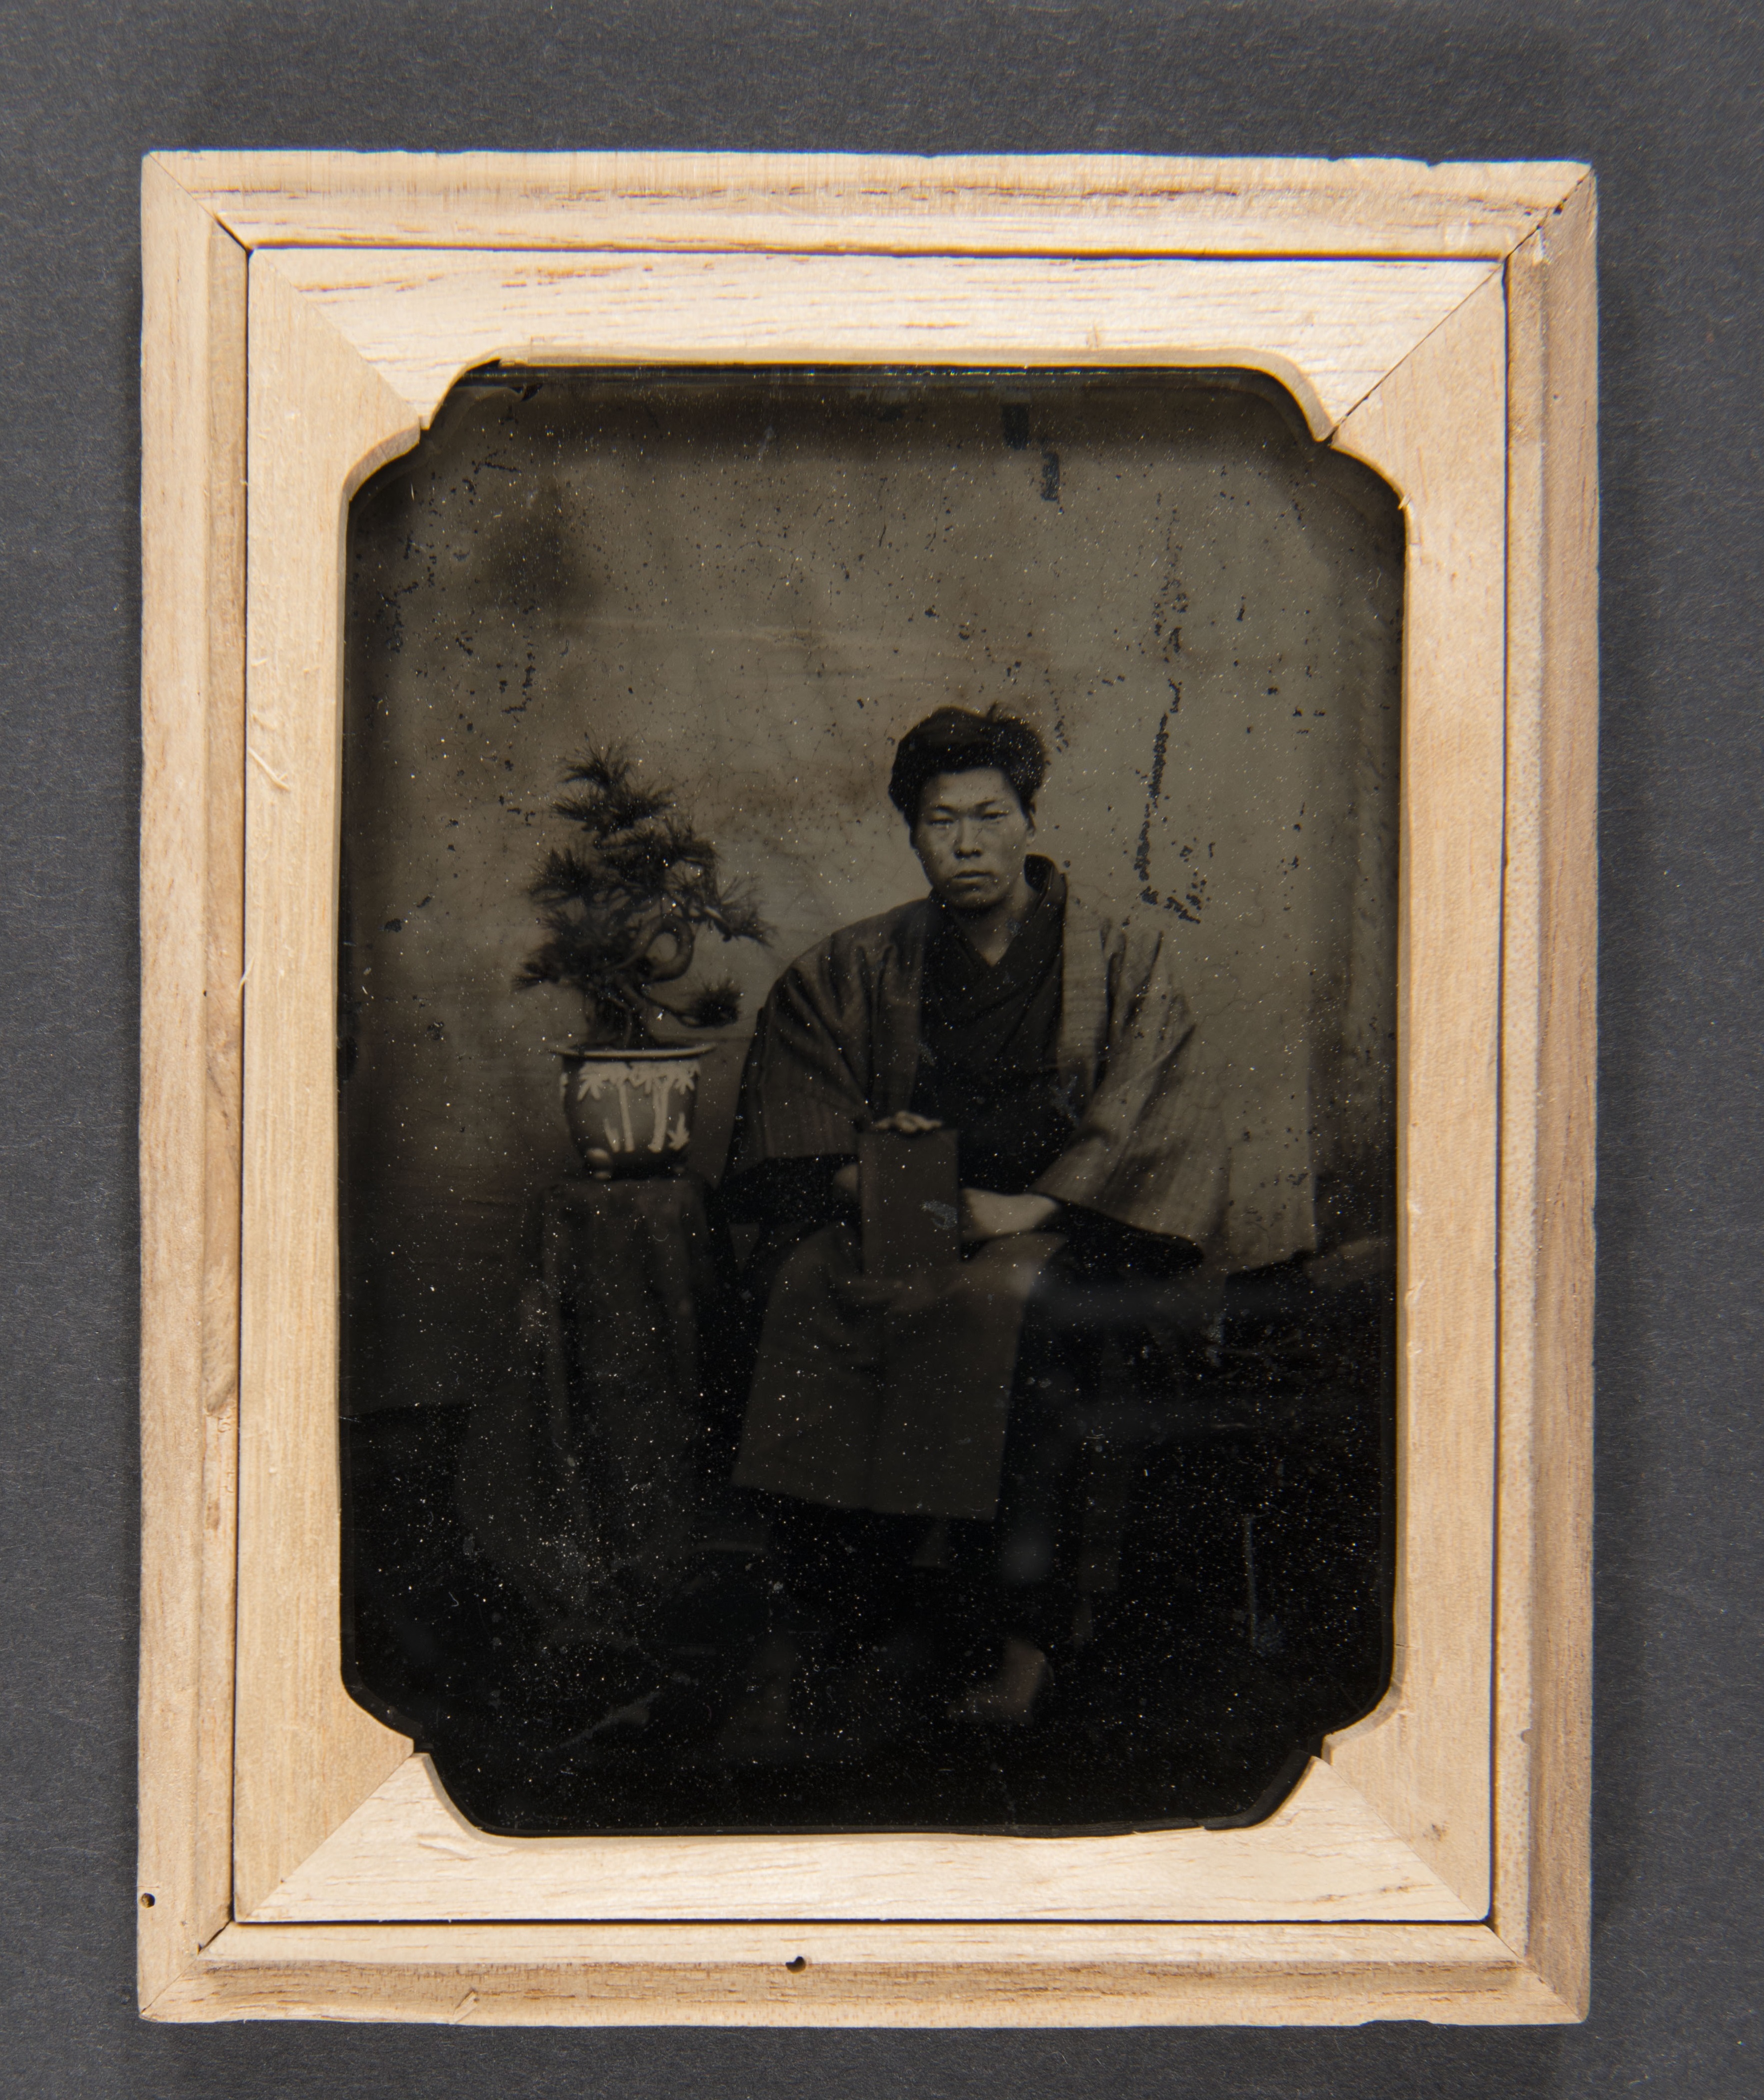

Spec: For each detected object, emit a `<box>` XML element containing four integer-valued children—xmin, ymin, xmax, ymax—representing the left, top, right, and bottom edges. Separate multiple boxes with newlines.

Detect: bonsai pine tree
<box><xmin>516</xmin><ymin>748</ymin><xmax>769</xmax><ymax>1051</ymax></box>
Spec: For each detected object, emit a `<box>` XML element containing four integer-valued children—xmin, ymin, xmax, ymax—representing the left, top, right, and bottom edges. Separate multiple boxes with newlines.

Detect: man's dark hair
<box><xmin>887</xmin><ymin>705</ymin><xmax>1048</xmax><ymax>823</ymax></box>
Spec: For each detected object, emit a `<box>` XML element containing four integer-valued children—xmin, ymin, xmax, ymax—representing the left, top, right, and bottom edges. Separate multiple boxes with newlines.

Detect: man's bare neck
<box><xmin>946</xmin><ymin>865</ymin><xmax>1037</xmax><ymax>965</ymax></box>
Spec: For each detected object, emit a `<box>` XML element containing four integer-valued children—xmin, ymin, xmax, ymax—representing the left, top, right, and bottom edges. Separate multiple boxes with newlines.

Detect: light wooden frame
<box><xmin>139</xmin><ymin>152</ymin><xmax>1596</xmax><ymax>2026</ymax></box>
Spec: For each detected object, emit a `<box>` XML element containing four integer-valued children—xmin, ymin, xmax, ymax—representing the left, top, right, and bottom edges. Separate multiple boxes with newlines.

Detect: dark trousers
<box><xmin>761</xmin><ymin>1213</ymin><xmax>1214</xmax><ymax>1671</ymax></box>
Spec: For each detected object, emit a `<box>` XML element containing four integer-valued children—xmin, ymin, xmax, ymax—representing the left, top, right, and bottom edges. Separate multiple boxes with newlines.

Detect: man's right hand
<box><xmin>960</xmin><ymin>1188</ymin><xmax>1062</xmax><ymax>1242</ymax></box>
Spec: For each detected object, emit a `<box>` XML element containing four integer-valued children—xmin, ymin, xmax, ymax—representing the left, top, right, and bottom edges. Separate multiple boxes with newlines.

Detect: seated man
<box><xmin>721</xmin><ymin>704</ymin><xmax>1231</xmax><ymax>1716</ymax></box>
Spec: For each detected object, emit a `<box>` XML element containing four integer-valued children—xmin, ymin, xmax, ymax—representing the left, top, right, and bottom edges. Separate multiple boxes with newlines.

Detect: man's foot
<box><xmin>949</xmin><ymin>1635</ymin><xmax>1050</xmax><ymax>1724</ymax></box>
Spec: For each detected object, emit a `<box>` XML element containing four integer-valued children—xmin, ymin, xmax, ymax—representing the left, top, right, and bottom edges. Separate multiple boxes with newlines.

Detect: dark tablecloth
<box><xmin>459</xmin><ymin>1173</ymin><xmax>729</xmax><ymax>1619</ymax></box>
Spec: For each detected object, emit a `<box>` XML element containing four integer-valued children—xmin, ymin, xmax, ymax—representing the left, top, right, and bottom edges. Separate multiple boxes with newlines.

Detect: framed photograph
<box><xmin>139</xmin><ymin>151</ymin><xmax>1596</xmax><ymax>2026</ymax></box>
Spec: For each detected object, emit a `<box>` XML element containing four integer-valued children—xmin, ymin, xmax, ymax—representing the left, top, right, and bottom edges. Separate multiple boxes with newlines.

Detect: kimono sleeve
<box><xmin>724</xmin><ymin>933</ymin><xmax>879</xmax><ymax>1175</ymax></box>
<box><xmin>1032</xmin><ymin>920</ymin><xmax>1231</xmax><ymax>1250</ymax></box>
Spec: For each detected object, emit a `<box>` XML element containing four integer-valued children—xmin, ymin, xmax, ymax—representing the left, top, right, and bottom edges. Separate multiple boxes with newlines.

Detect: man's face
<box><xmin>911</xmin><ymin>766</ymin><xmax>1033</xmax><ymax>911</ymax></box>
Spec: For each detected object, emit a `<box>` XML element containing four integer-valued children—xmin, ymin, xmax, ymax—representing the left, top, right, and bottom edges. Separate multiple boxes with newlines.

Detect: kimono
<box><xmin>723</xmin><ymin>859</ymin><xmax>1266</xmax><ymax>1522</ymax></box>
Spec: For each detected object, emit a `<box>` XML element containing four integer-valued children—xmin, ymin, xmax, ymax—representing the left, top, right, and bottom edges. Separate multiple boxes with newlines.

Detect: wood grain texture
<box><xmin>233</xmin><ymin>255</ymin><xmax>420</xmax><ymax>1916</ymax></box>
<box><xmin>258</xmin><ymin>244</ymin><xmax>1497</xmax><ymax>438</ymax></box>
<box><xmin>151</xmin><ymin>149</ymin><xmax>1589</xmax><ymax>261</ymax></box>
<box><xmin>230</xmin><ymin>243</ymin><xmax>1501</xmax><ymax>1939</ymax></box>
<box><xmin>135</xmin><ymin>150</ymin><xmax>1596</xmax><ymax>2026</ymax></box>
<box><xmin>244</xmin><ymin>1754</ymin><xmax>1477</xmax><ymax>1925</ymax></box>
<box><xmin>1491</xmin><ymin>174</ymin><xmax>1598</xmax><ymax>2016</ymax></box>
<box><xmin>137</xmin><ymin>156</ymin><xmax>247</xmax><ymax>2007</ymax></box>
<box><xmin>144</xmin><ymin>1919</ymin><xmax>1579</xmax><ymax>2026</ymax></box>
<box><xmin>1324</xmin><ymin>272</ymin><xmax>1511</xmax><ymax>1916</ymax></box>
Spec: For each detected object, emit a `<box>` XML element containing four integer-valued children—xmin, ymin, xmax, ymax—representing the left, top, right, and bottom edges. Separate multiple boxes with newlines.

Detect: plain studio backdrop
<box><xmin>340</xmin><ymin>373</ymin><xmax>1400</xmax><ymax>1414</ymax></box>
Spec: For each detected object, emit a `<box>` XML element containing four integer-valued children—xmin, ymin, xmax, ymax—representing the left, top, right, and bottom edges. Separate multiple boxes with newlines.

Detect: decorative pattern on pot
<box><xmin>561</xmin><ymin>1047</ymin><xmax>703</xmax><ymax>1174</ymax></box>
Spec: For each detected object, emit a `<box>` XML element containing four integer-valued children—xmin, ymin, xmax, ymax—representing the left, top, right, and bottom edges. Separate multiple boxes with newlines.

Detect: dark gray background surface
<box><xmin>0</xmin><ymin>1</ymin><xmax>1756</xmax><ymax>2092</ymax></box>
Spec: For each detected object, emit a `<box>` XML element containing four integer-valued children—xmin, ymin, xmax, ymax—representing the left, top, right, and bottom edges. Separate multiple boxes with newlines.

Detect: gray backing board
<box><xmin>0</xmin><ymin>2</ymin><xmax>1757</xmax><ymax>2093</ymax></box>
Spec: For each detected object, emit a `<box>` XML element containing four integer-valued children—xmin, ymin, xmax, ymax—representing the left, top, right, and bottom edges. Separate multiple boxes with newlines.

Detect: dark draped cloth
<box><xmin>723</xmin><ymin>861</ymin><xmax>1279</xmax><ymax>1520</ymax></box>
<box><xmin>457</xmin><ymin>1175</ymin><xmax>728</xmax><ymax>1619</ymax></box>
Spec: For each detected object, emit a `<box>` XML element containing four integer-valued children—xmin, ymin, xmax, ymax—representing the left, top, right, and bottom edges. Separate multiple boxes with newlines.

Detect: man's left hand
<box><xmin>959</xmin><ymin>1189</ymin><xmax>1062</xmax><ymax>1243</ymax></box>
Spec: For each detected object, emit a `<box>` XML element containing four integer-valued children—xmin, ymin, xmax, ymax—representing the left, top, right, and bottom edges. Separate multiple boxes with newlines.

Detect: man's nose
<box><xmin>953</xmin><ymin>822</ymin><xmax>984</xmax><ymax>855</ymax></box>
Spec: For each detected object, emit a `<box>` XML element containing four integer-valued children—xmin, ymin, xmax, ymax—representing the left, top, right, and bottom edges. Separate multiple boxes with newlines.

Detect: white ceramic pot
<box><xmin>559</xmin><ymin>1046</ymin><xmax>702</xmax><ymax>1175</ymax></box>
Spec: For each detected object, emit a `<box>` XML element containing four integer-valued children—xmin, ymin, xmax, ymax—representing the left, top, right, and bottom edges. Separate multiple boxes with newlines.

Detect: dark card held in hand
<box><xmin>859</xmin><ymin>1127</ymin><xmax>961</xmax><ymax>1277</ymax></box>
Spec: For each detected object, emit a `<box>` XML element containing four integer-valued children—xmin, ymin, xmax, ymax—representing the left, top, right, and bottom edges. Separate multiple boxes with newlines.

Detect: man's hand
<box><xmin>959</xmin><ymin>1189</ymin><xmax>1061</xmax><ymax>1243</ymax></box>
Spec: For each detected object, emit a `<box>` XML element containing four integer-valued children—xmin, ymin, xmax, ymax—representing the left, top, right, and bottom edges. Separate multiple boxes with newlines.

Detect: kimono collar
<box><xmin>927</xmin><ymin>856</ymin><xmax>1066</xmax><ymax>1014</ymax></box>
